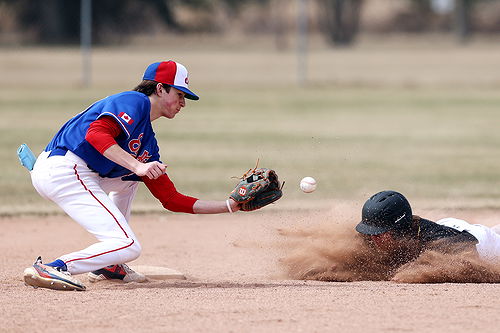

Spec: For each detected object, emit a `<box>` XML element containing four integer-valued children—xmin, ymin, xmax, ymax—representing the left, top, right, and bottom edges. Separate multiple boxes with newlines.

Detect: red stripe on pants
<box><xmin>66</xmin><ymin>164</ymin><xmax>133</xmax><ymax>263</ymax></box>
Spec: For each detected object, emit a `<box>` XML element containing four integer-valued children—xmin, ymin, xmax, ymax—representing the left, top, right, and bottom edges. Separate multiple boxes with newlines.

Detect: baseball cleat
<box><xmin>88</xmin><ymin>264</ymin><xmax>147</xmax><ymax>283</ymax></box>
<box><xmin>23</xmin><ymin>256</ymin><xmax>86</xmax><ymax>291</ymax></box>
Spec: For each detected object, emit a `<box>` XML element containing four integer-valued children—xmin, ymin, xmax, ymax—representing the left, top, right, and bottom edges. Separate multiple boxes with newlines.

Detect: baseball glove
<box><xmin>230</xmin><ymin>166</ymin><xmax>283</xmax><ymax>211</ymax></box>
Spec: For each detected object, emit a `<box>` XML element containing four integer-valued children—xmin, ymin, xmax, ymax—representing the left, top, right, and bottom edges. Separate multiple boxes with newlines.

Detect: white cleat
<box><xmin>23</xmin><ymin>257</ymin><xmax>86</xmax><ymax>291</ymax></box>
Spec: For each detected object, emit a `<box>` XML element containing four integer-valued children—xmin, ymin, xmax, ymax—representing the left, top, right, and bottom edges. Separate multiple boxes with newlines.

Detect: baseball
<box><xmin>300</xmin><ymin>177</ymin><xmax>317</xmax><ymax>193</ymax></box>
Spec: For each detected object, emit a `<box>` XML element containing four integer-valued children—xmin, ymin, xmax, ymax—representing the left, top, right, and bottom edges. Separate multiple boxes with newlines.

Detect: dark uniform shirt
<box><xmin>416</xmin><ymin>218</ymin><xmax>478</xmax><ymax>246</ymax></box>
<box><xmin>380</xmin><ymin>218</ymin><xmax>480</xmax><ymax>268</ymax></box>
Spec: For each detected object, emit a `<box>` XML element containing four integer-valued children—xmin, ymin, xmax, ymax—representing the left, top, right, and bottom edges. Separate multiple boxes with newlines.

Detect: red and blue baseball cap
<box><xmin>143</xmin><ymin>61</ymin><xmax>199</xmax><ymax>100</ymax></box>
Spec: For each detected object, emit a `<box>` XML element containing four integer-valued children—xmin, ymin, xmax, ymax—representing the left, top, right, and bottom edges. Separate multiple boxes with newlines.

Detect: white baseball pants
<box><xmin>31</xmin><ymin>151</ymin><xmax>141</xmax><ymax>275</ymax></box>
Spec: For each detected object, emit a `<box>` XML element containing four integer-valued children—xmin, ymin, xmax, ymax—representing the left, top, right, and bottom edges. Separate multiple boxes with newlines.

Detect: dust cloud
<box><xmin>279</xmin><ymin>212</ymin><xmax>500</xmax><ymax>283</ymax></box>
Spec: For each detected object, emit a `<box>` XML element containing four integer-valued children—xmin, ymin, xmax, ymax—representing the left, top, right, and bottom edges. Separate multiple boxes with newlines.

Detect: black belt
<box><xmin>48</xmin><ymin>147</ymin><xmax>68</xmax><ymax>157</ymax></box>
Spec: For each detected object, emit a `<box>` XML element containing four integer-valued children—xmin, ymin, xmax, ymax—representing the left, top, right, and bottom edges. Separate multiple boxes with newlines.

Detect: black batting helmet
<box><xmin>355</xmin><ymin>190</ymin><xmax>412</xmax><ymax>235</ymax></box>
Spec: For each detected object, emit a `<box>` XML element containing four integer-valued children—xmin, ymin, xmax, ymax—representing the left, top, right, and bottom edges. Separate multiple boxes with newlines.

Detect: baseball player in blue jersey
<box><xmin>23</xmin><ymin>61</ymin><xmax>278</xmax><ymax>291</ymax></box>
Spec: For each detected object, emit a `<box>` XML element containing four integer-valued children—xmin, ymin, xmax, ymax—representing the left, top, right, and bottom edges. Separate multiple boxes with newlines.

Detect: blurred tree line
<box><xmin>0</xmin><ymin>0</ymin><xmax>498</xmax><ymax>46</ymax></box>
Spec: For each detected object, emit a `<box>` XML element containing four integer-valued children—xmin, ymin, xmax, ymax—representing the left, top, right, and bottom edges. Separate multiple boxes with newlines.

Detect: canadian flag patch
<box><xmin>118</xmin><ymin>112</ymin><xmax>134</xmax><ymax>125</ymax></box>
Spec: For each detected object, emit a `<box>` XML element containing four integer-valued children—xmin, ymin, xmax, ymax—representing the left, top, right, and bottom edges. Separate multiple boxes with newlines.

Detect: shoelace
<box><xmin>120</xmin><ymin>264</ymin><xmax>134</xmax><ymax>274</ymax></box>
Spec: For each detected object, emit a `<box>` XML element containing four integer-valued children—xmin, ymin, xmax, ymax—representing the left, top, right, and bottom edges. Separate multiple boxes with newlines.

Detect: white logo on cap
<box><xmin>394</xmin><ymin>213</ymin><xmax>406</xmax><ymax>223</ymax></box>
<box><xmin>174</xmin><ymin>63</ymin><xmax>189</xmax><ymax>88</ymax></box>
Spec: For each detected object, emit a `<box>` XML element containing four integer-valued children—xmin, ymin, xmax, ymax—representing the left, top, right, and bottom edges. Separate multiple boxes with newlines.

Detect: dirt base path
<box><xmin>1</xmin><ymin>208</ymin><xmax>499</xmax><ymax>332</ymax></box>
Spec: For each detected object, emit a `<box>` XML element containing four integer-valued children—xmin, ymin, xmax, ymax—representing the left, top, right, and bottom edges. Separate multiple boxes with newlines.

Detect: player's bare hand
<box><xmin>134</xmin><ymin>161</ymin><xmax>166</xmax><ymax>179</ymax></box>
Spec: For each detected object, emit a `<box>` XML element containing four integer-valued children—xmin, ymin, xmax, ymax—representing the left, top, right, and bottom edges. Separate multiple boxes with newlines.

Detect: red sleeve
<box><xmin>85</xmin><ymin>116</ymin><xmax>123</xmax><ymax>154</ymax></box>
<box><xmin>142</xmin><ymin>174</ymin><xmax>198</xmax><ymax>214</ymax></box>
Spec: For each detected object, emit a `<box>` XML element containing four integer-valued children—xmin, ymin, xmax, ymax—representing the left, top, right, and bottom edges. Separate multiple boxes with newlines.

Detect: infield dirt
<box><xmin>2</xmin><ymin>35</ymin><xmax>500</xmax><ymax>332</ymax></box>
<box><xmin>2</xmin><ymin>204</ymin><xmax>500</xmax><ymax>333</ymax></box>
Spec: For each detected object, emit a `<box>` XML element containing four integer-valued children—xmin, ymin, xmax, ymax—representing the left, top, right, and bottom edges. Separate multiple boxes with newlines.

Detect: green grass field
<box><xmin>2</xmin><ymin>37</ymin><xmax>500</xmax><ymax>215</ymax></box>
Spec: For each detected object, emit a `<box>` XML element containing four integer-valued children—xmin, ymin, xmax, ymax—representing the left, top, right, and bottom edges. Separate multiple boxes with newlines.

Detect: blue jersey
<box><xmin>46</xmin><ymin>91</ymin><xmax>160</xmax><ymax>178</ymax></box>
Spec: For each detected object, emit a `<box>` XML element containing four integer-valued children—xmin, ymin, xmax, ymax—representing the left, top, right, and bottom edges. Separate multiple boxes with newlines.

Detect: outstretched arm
<box><xmin>142</xmin><ymin>174</ymin><xmax>240</xmax><ymax>214</ymax></box>
<box><xmin>86</xmin><ymin>116</ymin><xmax>240</xmax><ymax>214</ymax></box>
<box><xmin>193</xmin><ymin>198</ymin><xmax>240</xmax><ymax>214</ymax></box>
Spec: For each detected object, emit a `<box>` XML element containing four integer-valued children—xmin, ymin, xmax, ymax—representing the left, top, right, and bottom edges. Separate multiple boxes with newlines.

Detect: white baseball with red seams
<box><xmin>300</xmin><ymin>177</ymin><xmax>317</xmax><ymax>193</ymax></box>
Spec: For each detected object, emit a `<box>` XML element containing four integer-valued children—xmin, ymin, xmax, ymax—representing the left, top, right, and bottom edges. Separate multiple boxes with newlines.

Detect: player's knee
<box><xmin>118</xmin><ymin>238</ymin><xmax>142</xmax><ymax>263</ymax></box>
<box><xmin>130</xmin><ymin>239</ymin><xmax>142</xmax><ymax>259</ymax></box>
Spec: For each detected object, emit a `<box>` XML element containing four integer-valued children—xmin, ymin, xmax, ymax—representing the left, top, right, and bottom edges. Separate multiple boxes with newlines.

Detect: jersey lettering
<box><xmin>128</xmin><ymin>133</ymin><xmax>143</xmax><ymax>156</ymax></box>
<box><xmin>137</xmin><ymin>150</ymin><xmax>152</xmax><ymax>162</ymax></box>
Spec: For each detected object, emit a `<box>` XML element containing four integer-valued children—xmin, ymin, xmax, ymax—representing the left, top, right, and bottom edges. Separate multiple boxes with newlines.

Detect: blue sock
<box><xmin>45</xmin><ymin>259</ymin><xmax>67</xmax><ymax>271</ymax></box>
